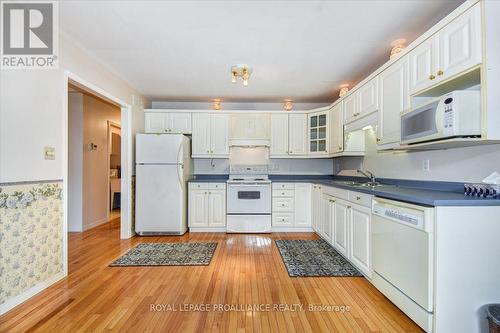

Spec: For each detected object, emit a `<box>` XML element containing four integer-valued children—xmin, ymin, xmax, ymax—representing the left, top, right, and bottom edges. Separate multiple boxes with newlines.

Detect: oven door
<box><xmin>227</xmin><ymin>183</ymin><xmax>271</xmax><ymax>214</ymax></box>
<box><xmin>401</xmin><ymin>100</ymin><xmax>443</xmax><ymax>144</ymax></box>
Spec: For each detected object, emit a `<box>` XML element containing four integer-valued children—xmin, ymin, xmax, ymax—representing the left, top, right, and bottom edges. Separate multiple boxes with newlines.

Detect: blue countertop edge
<box><xmin>188</xmin><ymin>174</ymin><xmax>500</xmax><ymax>207</ymax></box>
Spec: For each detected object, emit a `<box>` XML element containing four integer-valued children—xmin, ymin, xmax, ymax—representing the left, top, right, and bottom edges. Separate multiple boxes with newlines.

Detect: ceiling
<box><xmin>60</xmin><ymin>0</ymin><xmax>464</xmax><ymax>103</ymax></box>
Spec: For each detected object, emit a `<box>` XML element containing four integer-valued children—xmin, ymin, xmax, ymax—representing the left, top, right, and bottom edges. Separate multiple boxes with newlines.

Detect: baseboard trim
<box><xmin>271</xmin><ymin>227</ymin><xmax>314</xmax><ymax>232</ymax></box>
<box><xmin>0</xmin><ymin>271</ymin><xmax>66</xmax><ymax>315</ymax></box>
<box><xmin>83</xmin><ymin>217</ymin><xmax>109</xmax><ymax>231</ymax></box>
<box><xmin>189</xmin><ymin>227</ymin><xmax>227</xmax><ymax>233</ymax></box>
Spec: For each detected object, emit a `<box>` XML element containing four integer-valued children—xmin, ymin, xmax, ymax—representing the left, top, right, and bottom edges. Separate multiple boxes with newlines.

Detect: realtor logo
<box><xmin>1</xmin><ymin>1</ymin><xmax>58</xmax><ymax>69</ymax></box>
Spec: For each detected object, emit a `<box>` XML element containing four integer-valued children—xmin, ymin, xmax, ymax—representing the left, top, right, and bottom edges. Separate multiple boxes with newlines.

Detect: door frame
<box><xmin>107</xmin><ymin>121</ymin><xmax>121</xmax><ymax>220</ymax></box>
<box><xmin>63</xmin><ymin>70</ymin><xmax>134</xmax><ymax>273</ymax></box>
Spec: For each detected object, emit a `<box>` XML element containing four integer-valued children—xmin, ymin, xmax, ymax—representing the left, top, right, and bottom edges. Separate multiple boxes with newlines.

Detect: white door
<box><xmin>294</xmin><ymin>183</ymin><xmax>311</xmax><ymax>227</ymax></box>
<box><xmin>210</xmin><ymin>114</ymin><xmax>229</xmax><ymax>157</ymax></box>
<box><xmin>321</xmin><ymin>194</ymin><xmax>332</xmax><ymax>242</ymax></box>
<box><xmin>289</xmin><ymin>114</ymin><xmax>308</xmax><ymax>155</ymax></box>
<box><xmin>349</xmin><ymin>203</ymin><xmax>372</xmax><ymax>277</ymax></box>
<box><xmin>378</xmin><ymin>56</ymin><xmax>409</xmax><ymax>146</ymax></box>
<box><xmin>145</xmin><ymin>113</ymin><xmax>167</xmax><ymax>133</ymax></box>
<box><xmin>189</xmin><ymin>189</ymin><xmax>208</xmax><ymax>227</ymax></box>
<box><xmin>358</xmin><ymin>77</ymin><xmax>379</xmax><ymax>116</ymax></box>
<box><xmin>333</xmin><ymin>199</ymin><xmax>349</xmax><ymax>257</ymax></box>
<box><xmin>270</xmin><ymin>114</ymin><xmax>289</xmax><ymax>156</ymax></box>
<box><xmin>169</xmin><ymin>113</ymin><xmax>192</xmax><ymax>134</ymax></box>
<box><xmin>136</xmin><ymin>164</ymin><xmax>183</xmax><ymax>232</ymax></box>
<box><xmin>329</xmin><ymin>102</ymin><xmax>343</xmax><ymax>154</ymax></box>
<box><xmin>136</xmin><ymin>133</ymin><xmax>183</xmax><ymax>164</ymax></box>
<box><xmin>344</xmin><ymin>93</ymin><xmax>358</xmax><ymax>124</ymax></box>
<box><xmin>208</xmin><ymin>189</ymin><xmax>226</xmax><ymax>227</ymax></box>
<box><xmin>438</xmin><ymin>4</ymin><xmax>481</xmax><ymax>81</ymax></box>
<box><xmin>409</xmin><ymin>36</ymin><xmax>439</xmax><ymax>94</ymax></box>
<box><xmin>192</xmin><ymin>113</ymin><xmax>211</xmax><ymax>156</ymax></box>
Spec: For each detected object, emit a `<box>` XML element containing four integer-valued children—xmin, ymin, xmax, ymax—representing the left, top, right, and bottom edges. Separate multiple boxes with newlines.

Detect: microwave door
<box><xmin>401</xmin><ymin>101</ymin><xmax>440</xmax><ymax>144</ymax></box>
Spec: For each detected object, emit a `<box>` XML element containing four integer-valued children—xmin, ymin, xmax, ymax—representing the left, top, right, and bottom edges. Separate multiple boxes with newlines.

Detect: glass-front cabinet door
<box><xmin>309</xmin><ymin>111</ymin><xmax>328</xmax><ymax>154</ymax></box>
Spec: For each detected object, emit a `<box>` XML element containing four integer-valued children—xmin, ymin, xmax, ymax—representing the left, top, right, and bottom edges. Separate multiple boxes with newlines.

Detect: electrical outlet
<box><xmin>422</xmin><ymin>159</ymin><xmax>430</xmax><ymax>172</ymax></box>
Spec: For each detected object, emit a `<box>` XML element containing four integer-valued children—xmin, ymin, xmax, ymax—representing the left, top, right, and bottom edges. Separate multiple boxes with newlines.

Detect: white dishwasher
<box><xmin>371</xmin><ymin>197</ymin><xmax>435</xmax><ymax>332</ymax></box>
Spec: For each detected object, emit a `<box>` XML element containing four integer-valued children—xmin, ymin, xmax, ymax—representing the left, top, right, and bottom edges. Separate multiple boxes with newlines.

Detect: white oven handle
<box><xmin>228</xmin><ymin>183</ymin><xmax>270</xmax><ymax>187</ymax></box>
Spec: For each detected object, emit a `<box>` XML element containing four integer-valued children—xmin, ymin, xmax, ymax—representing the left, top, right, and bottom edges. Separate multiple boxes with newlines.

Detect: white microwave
<box><xmin>400</xmin><ymin>90</ymin><xmax>481</xmax><ymax>145</ymax></box>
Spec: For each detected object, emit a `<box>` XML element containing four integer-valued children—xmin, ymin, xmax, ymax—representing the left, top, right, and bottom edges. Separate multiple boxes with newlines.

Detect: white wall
<box><xmin>336</xmin><ymin>129</ymin><xmax>500</xmax><ymax>183</ymax></box>
<box><xmin>194</xmin><ymin>158</ymin><xmax>334</xmax><ymax>175</ymax></box>
<box><xmin>68</xmin><ymin>93</ymin><xmax>84</xmax><ymax>232</ymax></box>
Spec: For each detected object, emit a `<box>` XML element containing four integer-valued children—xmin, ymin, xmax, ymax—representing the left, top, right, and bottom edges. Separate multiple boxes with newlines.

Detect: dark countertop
<box><xmin>189</xmin><ymin>174</ymin><xmax>500</xmax><ymax>207</ymax></box>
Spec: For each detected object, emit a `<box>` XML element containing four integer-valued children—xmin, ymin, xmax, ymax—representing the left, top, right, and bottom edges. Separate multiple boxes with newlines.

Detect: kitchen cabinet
<box><xmin>272</xmin><ymin>183</ymin><xmax>311</xmax><ymax>229</ymax></box>
<box><xmin>329</xmin><ymin>102</ymin><xmax>344</xmax><ymax>154</ymax></box>
<box><xmin>409</xmin><ymin>37</ymin><xmax>438</xmax><ymax>94</ymax></box>
<box><xmin>349</xmin><ymin>203</ymin><xmax>372</xmax><ymax>277</ymax></box>
<box><xmin>192</xmin><ymin>113</ymin><xmax>229</xmax><ymax>157</ymax></box>
<box><xmin>333</xmin><ymin>198</ymin><xmax>349</xmax><ymax>257</ymax></box>
<box><xmin>358</xmin><ymin>77</ymin><xmax>379</xmax><ymax>117</ymax></box>
<box><xmin>270</xmin><ymin>114</ymin><xmax>289</xmax><ymax>156</ymax></box>
<box><xmin>288</xmin><ymin>114</ymin><xmax>308</xmax><ymax>155</ymax></box>
<box><xmin>311</xmin><ymin>184</ymin><xmax>322</xmax><ymax>232</ymax></box>
<box><xmin>343</xmin><ymin>92</ymin><xmax>358</xmax><ymax>124</ymax></box>
<box><xmin>294</xmin><ymin>183</ymin><xmax>311</xmax><ymax>227</ymax></box>
<box><xmin>189</xmin><ymin>183</ymin><xmax>226</xmax><ymax>229</ymax></box>
<box><xmin>144</xmin><ymin>112</ymin><xmax>191</xmax><ymax>134</ymax></box>
<box><xmin>320</xmin><ymin>193</ymin><xmax>333</xmax><ymax>243</ymax></box>
<box><xmin>308</xmin><ymin>111</ymin><xmax>329</xmax><ymax>155</ymax></box>
<box><xmin>378</xmin><ymin>56</ymin><xmax>409</xmax><ymax>146</ymax></box>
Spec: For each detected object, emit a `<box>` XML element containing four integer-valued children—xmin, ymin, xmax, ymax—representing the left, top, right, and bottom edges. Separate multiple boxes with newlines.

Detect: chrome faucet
<box><xmin>357</xmin><ymin>169</ymin><xmax>377</xmax><ymax>184</ymax></box>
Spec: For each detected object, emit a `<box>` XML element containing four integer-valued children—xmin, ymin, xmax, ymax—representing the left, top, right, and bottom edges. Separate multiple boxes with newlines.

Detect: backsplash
<box><xmin>0</xmin><ymin>181</ymin><xmax>63</xmax><ymax>306</ymax></box>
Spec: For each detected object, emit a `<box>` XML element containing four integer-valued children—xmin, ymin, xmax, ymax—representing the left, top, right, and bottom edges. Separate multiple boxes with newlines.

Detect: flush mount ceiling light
<box><xmin>339</xmin><ymin>84</ymin><xmax>349</xmax><ymax>98</ymax></box>
<box><xmin>212</xmin><ymin>99</ymin><xmax>222</xmax><ymax>110</ymax></box>
<box><xmin>390</xmin><ymin>38</ymin><xmax>407</xmax><ymax>59</ymax></box>
<box><xmin>231</xmin><ymin>65</ymin><xmax>252</xmax><ymax>86</ymax></box>
<box><xmin>283</xmin><ymin>100</ymin><xmax>293</xmax><ymax>111</ymax></box>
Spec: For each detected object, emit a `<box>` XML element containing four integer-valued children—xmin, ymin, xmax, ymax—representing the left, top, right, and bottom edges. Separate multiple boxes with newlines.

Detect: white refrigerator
<box><xmin>135</xmin><ymin>134</ymin><xmax>192</xmax><ymax>235</ymax></box>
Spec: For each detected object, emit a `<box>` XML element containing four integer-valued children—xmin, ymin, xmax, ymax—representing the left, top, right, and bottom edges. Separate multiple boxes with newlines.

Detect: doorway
<box><xmin>108</xmin><ymin>121</ymin><xmax>122</xmax><ymax>224</ymax></box>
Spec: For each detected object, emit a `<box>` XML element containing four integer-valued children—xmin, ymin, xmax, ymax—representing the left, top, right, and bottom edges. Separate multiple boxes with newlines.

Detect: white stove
<box><xmin>226</xmin><ymin>165</ymin><xmax>272</xmax><ymax>233</ymax></box>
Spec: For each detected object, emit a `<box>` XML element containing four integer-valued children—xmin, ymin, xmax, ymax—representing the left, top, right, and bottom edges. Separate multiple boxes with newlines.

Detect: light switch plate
<box><xmin>44</xmin><ymin>147</ymin><xmax>55</xmax><ymax>160</ymax></box>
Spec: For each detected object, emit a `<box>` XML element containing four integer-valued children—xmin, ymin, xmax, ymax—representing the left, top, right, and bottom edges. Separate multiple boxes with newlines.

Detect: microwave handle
<box><xmin>435</xmin><ymin>100</ymin><xmax>444</xmax><ymax>135</ymax></box>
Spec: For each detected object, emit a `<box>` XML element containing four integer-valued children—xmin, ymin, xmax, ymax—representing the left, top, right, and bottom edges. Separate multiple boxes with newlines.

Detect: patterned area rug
<box><xmin>110</xmin><ymin>242</ymin><xmax>217</xmax><ymax>266</ymax></box>
<box><xmin>275</xmin><ymin>239</ymin><xmax>363</xmax><ymax>277</ymax></box>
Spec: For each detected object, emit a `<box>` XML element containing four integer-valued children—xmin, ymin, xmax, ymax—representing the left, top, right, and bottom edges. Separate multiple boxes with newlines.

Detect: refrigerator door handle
<box><xmin>177</xmin><ymin>144</ymin><xmax>184</xmax><ymax>186</ymax></box>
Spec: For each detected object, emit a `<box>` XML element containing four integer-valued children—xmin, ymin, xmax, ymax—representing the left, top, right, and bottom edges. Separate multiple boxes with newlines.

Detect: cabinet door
<box><xmin>333</xmin><ymin>199</ymin><xmax>349</xmax><ymax>257</ymax></box>
<box><xmin>329</xmin><ymin>102</ymin><xmax>344</xmax><ymax>154</ymax></box>
<box><xmin>321</xmin><ymin>194</ymin><xmax>332</xmax><ymax>243</ymax></box>
<box><xmin>210</xmin><ymin>114</ymin><xmax>229</xmax><ymax>157</ymax></box>
<box><xmin>438</xmin><ymin>4</ymin><xmax>481</xmax><ymax>80</ymax></box>
<box><xmin>288</xmin><ymin>114</ymin><xmax>307</xmax><ymax>155</ymax></box>
<box><xmin>344</xmin><ymin>93</ymin><xmax>358</xmax><ymax>124</ymax></box>
<box><xmin>309</xmin><ymin>112</ymin><xmax>329</xmax><ymax>154</ymax></box>
<box><xmin>409</xmin><ymin>36</ymin><xmax>439</xmax><ymax>94</ymax></box>
<box><xmin>378</xmin><ymin>56</ymin><xmax>409</xmax><ymax>146</ymax></box>
<box><xmin>270</xmin><ymin>114</ymin><xmax>289</xmax><ymax>156</ymax></box>
<box><xmin>208</xmin><ymin>189</ymin><xmax>226</xmax><ymax>227</ymax></box>
<box><xmin>192</xmin><ymin>113</ymin><xmax>211</xmax><ymax>156</ymax></box>
<box><xmin>169</xmin><ymin>112</ymin><xmax>192</xmax><ymax>134</ymax></box>
<box><xmin>294</xmin><ymin>183</ymin><xmax>311</xmax><ymax>227</ymax></box>
<box><xmin>145</xmin><ymin>113</ymin><xmax>167</xmax><ymax>133</ymax></box>
<box><xmin>189</xmin><ymin>189</ymin><xmax>208</xmax><ymax>227</ymax></box>
<box><xmin>358</xmin><ymin>77</ymin><xmax>379</xmax><ymax>116</ymax></box>
<box><xmin>311</xmin><ymin>185</ymin><xmax>321</xmax><ymax>232</ymax></box>
<box><xmin>349</xmin><ymin>204</ymin><xmax>372</xmax><ymax>277</ymax></box>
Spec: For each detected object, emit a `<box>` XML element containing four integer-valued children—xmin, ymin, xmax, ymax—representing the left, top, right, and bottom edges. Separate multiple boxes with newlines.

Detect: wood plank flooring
<box><xmin>0</xmin><ymin>220</ymin><xmax>423</xmax><ymax>332</ymax></box>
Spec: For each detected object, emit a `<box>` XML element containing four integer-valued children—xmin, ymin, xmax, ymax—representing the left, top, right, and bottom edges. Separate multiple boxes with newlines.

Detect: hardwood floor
<box><xmin>0</xmin><ymin>221</ymin><xmax>423</xmax><ymax>332</ymax></box>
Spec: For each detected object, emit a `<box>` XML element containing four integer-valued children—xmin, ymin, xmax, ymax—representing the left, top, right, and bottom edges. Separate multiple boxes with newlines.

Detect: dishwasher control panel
<box><xmin>373</xmin><ymin>204</ymin><xmax>425</xmax><ymax>230</ymax></box>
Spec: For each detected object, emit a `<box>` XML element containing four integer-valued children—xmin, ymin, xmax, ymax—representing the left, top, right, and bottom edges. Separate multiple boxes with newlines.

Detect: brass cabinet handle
<box><xmin>429</xmin><ymin>74</ymin><xmax>436</xmax><ymax>80</ymax></box>
<box><xmin>347</xmin><ymin>205</ymin><xmax>352</xmax><ymax>209</ymax></box>
<box><xmin>356</xmin><ymin>196</ymin><xmax>361</xmax><ymax>200</ymax></box>
<box><xmin>338</xmin><ymin>146</ymin><xmax>342</xmax><ymax>150</ymax></box>
<box><xmin>290</xmin><ymin>151</ymin><xmax>293</xmax><ymax>154</ymax></box>
<box><xmin>376</xmin><ymin>138</ymin><xmax>381</xmax><ymax>142</ymax></box>
<box><xmin>437</xmin><ymin>69</ymin><xmax>444</xmax><ymax>76</ymax></box>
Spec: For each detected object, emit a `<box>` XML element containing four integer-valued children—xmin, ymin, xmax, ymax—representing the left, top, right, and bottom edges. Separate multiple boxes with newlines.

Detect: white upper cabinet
<box><xmin>409</xmin><ymin>36</ymin><xmax>439</xmax><ymax>94</ymax></box>
<box><xmin>378</xmin><ymin>56</ymin><xmax>409</xmax><ymax>146</ymax></box>
<box><xmin>192</xmin><ymin>113</ymin><xmax>229</xmax><ymax>157</ymax></box>
<box><xmin>344</xmin><ymin>92</ymin><xmax>358</xmax><ymax>124</ymax></box>
<box><xmin>358</xmin><ymin>77</ymin><xmax>379</xmax><ymax>117</ymax></box>
<box><xmin>210</xmin><ymin>114</ymin><xmax>229</xmax><ymax>157</ymax></box>
<box><xmin>308</xmin><ymin>111</ymin><xmax>329</xmax><ymax>155</ymax></box>
<box><xmin>144</xmin><ymin>112</ymin><xmax>191</xmax><ymax>134</ymax></box>
<box><xmin>288</xmin><ymin>114</ymin><xmax>308</xmax><ymax>155</ymax></box>
<box><xmin>438</xmin><ymin>3</ymin><xmax>481</xmax><ymax>80</ymax></box>
<box><xmin>329</xmin><ymin>102</ymin><xmax>344</xmax><ymax>154</ymax></box>
<box><xmin>270</xmin><ymin>114</ymin><xmax>289</xmax><ymax>156</ymax></box>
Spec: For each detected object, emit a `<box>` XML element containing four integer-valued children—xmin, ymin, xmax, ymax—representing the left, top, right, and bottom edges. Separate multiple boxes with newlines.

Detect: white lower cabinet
<box><xmin>314</xmin><ymin>184</ymin><xmax>373</xmax><ymax>278</ymax></box>
<box><xmin>272</xmin><ymin>183</ymin><xmax>311</xmax><ymax>230</ymax></box>
<box><xmin>188</xmin><ymin>183</ymin><xmax>226</xmax><ymax>230</ymax></box>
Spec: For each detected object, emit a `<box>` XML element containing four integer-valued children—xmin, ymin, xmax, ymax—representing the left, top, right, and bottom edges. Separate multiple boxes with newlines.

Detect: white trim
<box><xmin>271</xmin><ymin>227</ymin><xmax>314</xmax><ymax>232</ymax></box>
<box><xmin>188</xmin><ymin>227</ymin><xmax>227</xmax><ymax>233</ymax></box>
<box><xmin>0</xmin><ymin>272</ymin><xmax>65</xmax><ymax>316</ymax></box>
<box><xmin>82</xmin><ymin>217</ymin><xmax>109</xmax><ymax>231</ymax></box>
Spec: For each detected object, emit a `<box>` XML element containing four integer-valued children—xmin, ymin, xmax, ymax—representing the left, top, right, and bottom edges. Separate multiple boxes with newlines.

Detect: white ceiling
<box><xmin>60</xmin><ymin>0</ymin><xmax>463</xmax><ymax>103</ymax></box>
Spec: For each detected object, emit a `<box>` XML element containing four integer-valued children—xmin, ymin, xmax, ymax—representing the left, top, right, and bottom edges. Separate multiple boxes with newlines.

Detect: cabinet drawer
<box><xmin>190</xmin><ymin>183</ymin><xmax>209</xmax><ymax>190</ymax></box>
<box><xmin>272</xmin><ymin>213</ymin><xmax>294</xmax><ymax>226</ymax></box>
<box><xmin>348</xmin><ymin>191</ymin><xmax>372</xmax><ymax>207</ymax></box>
<box><xmin>272</xmin><ymin>198</ymin><xmax>294</xmax><ymax>212</ymax></box>
<box><xmin>272</xmin><ymin>189</ymin><xmax>294</xmax><ymax>197</ymax></box>
<box><xmin>272</xmin><ymin>183</ymin><xmax>295</xmax><ymax>190</ymax></box>
<box><xmin>209</xmin><ymin>183</ymin><xmax>226</xmax><ymax>190</ymax></box>
<box><xmin>322</xmin><ymin>185</ymin><xmax>349</xmax><ymax>201</ymax></box>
